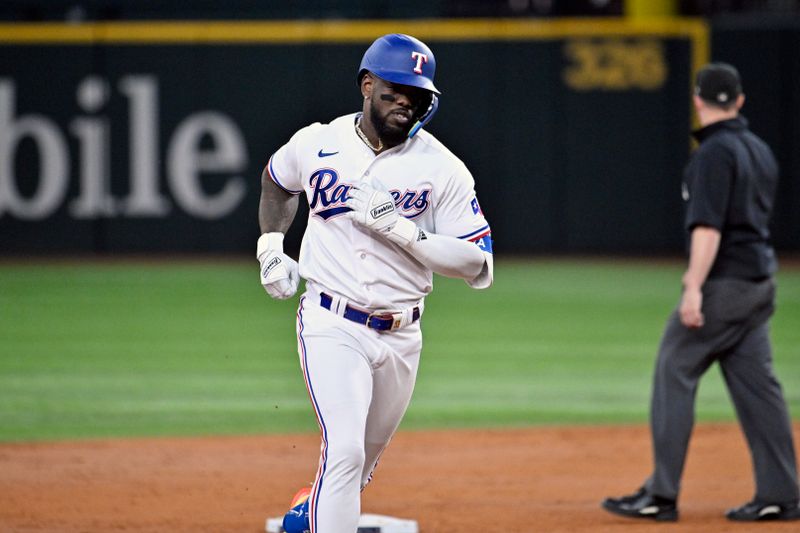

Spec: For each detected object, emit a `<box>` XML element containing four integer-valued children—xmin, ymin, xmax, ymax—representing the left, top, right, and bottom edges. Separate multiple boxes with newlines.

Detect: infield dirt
<box><xmin>2</xmin><ymin>423</ymin><xmax>799</xmax><ymax>532</ymax></box>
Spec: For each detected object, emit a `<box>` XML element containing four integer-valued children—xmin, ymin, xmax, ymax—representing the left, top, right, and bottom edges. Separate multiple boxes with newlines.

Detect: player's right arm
<box><xmin>256</xmin><ymin>126</ymin><xmax>315</xmax><ymax>300</ymax></box>
<box><xmin>259</xmin><ymin>168</ymin><xmax>298</xmax><ymax>235</ymax></box>
<box><xmin>257</xmin><ymin>166</ymin><xmax>301</xmax><ymax>300</ymax></box>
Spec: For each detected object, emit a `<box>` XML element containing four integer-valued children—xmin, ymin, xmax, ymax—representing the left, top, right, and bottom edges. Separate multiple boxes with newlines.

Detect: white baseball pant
<box><xmin>295</xmin><ymin>292</ymin><xmax>422</xmax><ymax>533</ymax></box>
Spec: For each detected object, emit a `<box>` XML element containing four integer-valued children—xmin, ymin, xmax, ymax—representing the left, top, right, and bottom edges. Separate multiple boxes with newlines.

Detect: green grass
<box><xmin>0</xmin><ymin>258</ymin><xmax>798</xmax><ymax>442</ymax></box>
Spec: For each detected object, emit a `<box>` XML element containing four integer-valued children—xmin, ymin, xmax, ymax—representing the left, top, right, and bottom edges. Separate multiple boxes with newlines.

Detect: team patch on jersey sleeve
<box><xmin>471</xmin><ymin>232</ymin><xmax>493</xmax><ymax>253</ymax></box>
<box><xmin>462</xmin><ymin>225</ymin><xmax>492</xmax><ymax>254</ymax></box>
<box><xmin>470</xmin><ymin>197</ymin><xmax>483</xmax><ymax>215</ymax></box>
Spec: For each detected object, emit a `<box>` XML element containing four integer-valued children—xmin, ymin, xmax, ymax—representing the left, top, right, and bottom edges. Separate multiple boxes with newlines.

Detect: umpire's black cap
<box><xmin>695</xmin><ymin>62</ymin><xmax>742</xmax><ymax>106</ymax></box>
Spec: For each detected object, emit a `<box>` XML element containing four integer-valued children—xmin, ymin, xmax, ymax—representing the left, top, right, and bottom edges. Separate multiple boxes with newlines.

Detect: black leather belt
<box><xmin>319</xmin><ymin>292</ymin><xmax>420</xmax><ymax>331</ymax></box>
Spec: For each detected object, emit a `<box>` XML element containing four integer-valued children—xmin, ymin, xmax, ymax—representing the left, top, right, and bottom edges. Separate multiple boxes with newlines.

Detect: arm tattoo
<box><xmin>258</xmin><ymin>166</ymin><xmax>299</xmax><ymax>234</ymax></box>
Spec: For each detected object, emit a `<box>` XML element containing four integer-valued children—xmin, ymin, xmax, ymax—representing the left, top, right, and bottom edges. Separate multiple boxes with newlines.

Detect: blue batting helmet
<box><xmin>357</xmin><ymin>34</ymin><xmax>440</xmax><ymax>94</ymax></box>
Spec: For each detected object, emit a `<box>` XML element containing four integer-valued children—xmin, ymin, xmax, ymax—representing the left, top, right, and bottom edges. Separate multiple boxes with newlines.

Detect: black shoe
<box><xmin>726</xmin><ymin>500</ymin><xmax>800</xmax><ymax>521</ymax></box>
<box><xmin>602</xmin><ymin>487</ymin><xmax>678</xmax><ymax>522</ymax></box>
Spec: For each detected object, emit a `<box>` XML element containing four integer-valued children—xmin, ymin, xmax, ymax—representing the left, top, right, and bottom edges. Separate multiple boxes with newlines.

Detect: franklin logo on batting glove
<box><xmin>263</xmin><ymin>256</ymin><xmax>282</xmax><ymax>276</ymax></box>
<box><xmin>370</xmin><ymin>202</ymin><xmax>395</xmax><ymax>220</ymax></box>
<box><xmin>345</xmin><ymin>183</ymin><xmax>400</xmax><ymax>234</ymax></box>
<box><xmin>256</xmin><ymin>233</ymin><xmax>300</xmax><ymax>300</ymax></box>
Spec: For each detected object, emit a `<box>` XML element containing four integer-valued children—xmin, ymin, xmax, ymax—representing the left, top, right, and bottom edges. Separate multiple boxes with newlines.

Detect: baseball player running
<box><xmin>257</xmin><ymin>34</ymin><xmax>493</xmax><ymax>533</ymax></box>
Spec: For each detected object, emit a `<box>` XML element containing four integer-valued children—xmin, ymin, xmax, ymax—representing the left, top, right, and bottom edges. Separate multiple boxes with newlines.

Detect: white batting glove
<box><xmin>256</xmin><ymin>232</ymin><xmax>300</xmax><ymax>300</ymax></box>
<box><xmin>345</xmin><ymin>183</ymin><xmax>398</xmax><ymax>234</ymax></box>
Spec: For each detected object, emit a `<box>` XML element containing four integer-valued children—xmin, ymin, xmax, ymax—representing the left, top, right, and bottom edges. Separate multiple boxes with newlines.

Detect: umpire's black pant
<box><xmin>644</xmin><ymin>277</ymin><xmax>800</xmax><ymax>504</ymax></box>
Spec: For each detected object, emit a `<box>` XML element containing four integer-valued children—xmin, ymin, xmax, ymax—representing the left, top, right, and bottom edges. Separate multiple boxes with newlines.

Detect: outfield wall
<box><xmin>0</xmin><ymin>18</ymin><xmax>796</xmax><ymax>254</ymax></box>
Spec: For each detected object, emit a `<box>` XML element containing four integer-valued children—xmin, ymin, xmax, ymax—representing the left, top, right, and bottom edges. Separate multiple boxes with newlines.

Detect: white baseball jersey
<box><xmin>267</xmin><ymin>112</ymin><xmax>492</xmax><ymax>310</ymax></box>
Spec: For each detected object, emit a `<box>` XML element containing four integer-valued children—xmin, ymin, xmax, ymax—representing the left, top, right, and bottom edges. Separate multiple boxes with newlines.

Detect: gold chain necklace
<box><xmin>355</xmin><ymin>117</ymin><xmax>383</xmax><ymax>152</ymax></box>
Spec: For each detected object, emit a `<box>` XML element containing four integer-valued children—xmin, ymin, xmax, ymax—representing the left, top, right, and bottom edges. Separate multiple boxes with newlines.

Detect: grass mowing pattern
<box><xmin>1</xmin><ymin>258</ymin><xmax>798</xmax><ymax>441</ymax></box>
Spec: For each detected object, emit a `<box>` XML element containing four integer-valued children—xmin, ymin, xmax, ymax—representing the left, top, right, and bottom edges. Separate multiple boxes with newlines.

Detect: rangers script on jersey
<box><xmin>267</xmin><ymin>112</ymin><xmax>492</xmax><ymax>310</ymax></box>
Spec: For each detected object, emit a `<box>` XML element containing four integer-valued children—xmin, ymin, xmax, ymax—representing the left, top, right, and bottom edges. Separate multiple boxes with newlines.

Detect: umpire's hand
<box><xmin>680</xmin><ymin>287</ymin><xmax>705</xmax><ymax>328</ymax></box>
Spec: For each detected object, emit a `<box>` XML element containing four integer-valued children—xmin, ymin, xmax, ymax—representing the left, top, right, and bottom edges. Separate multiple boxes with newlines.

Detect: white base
<box><xmin>266</xmin><ymin>513</ymin><xmax>419</xmax><ymax>533</ymax></box>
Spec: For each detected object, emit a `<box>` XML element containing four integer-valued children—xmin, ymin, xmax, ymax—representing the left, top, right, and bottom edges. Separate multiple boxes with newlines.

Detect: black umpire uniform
<box><xmin>603</xmin><ymin>63</ymin><xmax>800</xmax><ymax>522</ymax></box>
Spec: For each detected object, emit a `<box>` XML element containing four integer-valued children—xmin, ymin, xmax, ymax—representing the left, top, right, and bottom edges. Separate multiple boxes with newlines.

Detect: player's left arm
<box><xmin>345</xmin><ymin>183</ymin><xmax>493</xmax><ymax>288</ymax></box>
<box><xmin>388</xmin><ymin>216</ymin><xmax>491</xmax><ymax>285</ymax></box>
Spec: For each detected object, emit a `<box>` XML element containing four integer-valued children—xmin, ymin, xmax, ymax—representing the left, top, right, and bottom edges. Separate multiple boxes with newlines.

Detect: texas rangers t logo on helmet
<box><xmin>411</xmin><ymin>51</ymin><xmax>428</xmax><ymax>74</ymax></box>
